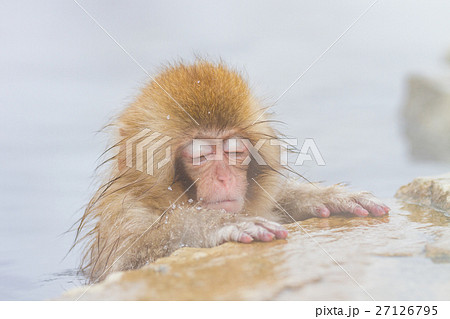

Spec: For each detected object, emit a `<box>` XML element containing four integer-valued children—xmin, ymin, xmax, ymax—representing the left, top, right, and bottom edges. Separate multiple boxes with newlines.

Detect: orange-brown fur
<box><xmin>75</xmin><ymin>60</ymin><xmax>389</xmax><ymax>283</ymax></box>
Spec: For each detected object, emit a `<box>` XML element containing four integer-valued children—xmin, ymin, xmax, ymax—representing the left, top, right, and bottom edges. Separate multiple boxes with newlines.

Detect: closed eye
<box><xmin>194</xmin><ymin>155</ymin><xmax>208</xmax><ymax>164</ymax></box>
<box><xmin>226</xmin><ymin>151</ymin><xmax>247</xmax><ymax>158</ymax></box>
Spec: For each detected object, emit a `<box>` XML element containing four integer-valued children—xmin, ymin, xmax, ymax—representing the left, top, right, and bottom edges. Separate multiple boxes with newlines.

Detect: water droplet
<box><xmin>197</xmin><ymin>80</ymin><xmax>200</xmax><ymax>84</ymax></box>
<box><xmin>166</xmin><ymin>115</ymin><xmax>170</xmax><ymax>120</ymax></box>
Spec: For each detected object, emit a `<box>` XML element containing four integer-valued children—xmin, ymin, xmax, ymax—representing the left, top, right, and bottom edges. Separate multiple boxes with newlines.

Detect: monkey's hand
<box><xmin>215</xmin><ymin>217</ymin><xmax>288</xmax><ymax>244</ymax></box>
<box><xmin>279</xmin><ymin>181</ymin><xmax>390</xmax><ymax>220</ymax></box>
<box><xmin>310</xmin><ymin>190</ymin><xmax>390</xmax><ymax>218</ymax></box>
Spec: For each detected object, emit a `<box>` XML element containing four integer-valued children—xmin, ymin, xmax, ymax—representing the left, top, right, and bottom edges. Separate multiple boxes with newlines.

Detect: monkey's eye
<box><xmin>226</xmin><ymin>151</ymin><xmax>247</xmax><ymax>160</ymax></box>
<box><xmin>223</xmin><ymin>139</ymin><xmax>246</xmax><ymax>152</ymax></box>
<box><xmin>183</xmin><ymin>142</ymin><xmax>217</xmax><ymax>166</ymax></box>
<box><xmin>196</xmin><ymin>155</ymin><xmax>208</xmax><ymax>164</ymax></box>
<box><xmin>223</xmin><ymin>139</ymin><xmax>248</xmax><ymax>162</ymax></box>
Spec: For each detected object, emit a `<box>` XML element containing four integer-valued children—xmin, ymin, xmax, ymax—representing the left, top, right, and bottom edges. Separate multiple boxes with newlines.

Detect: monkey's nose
<box><xmin>217</xmin><ymin>174</ymin><xmax>231</xmax><ymax>185</ymax></box>
<box><xmin>216</xmin><ymin>173</ymin><xmax>235</xmax><ymax>190</ymax></box>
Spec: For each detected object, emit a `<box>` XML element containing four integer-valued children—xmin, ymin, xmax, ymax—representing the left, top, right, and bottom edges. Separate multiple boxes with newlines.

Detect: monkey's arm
<box><xmin>153</xmin><ymin>207</ymin><xmax>288</xmax><ymax>249</ymax></box>
<box><xmin>89</xmin><ymin>206</ymin><xmax>287</xmax><ymax>281</ymax></box>
<box><xmin>275</xmin><ymin>179</ymin><xmax>390</xmax><ymax>221</ymax></box>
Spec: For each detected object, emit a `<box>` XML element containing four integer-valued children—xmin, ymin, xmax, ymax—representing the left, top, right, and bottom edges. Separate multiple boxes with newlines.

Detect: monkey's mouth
<box><xmin>203</xmin><ymin>199</ymin><xmax>242</xmax><ymax>213</ymax></box>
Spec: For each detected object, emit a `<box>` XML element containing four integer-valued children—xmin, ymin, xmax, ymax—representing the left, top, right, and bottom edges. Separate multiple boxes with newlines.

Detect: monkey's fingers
<box><xmin>255</xmin><ymin>220</ymin><xmax>288</xmax><ymax>239</ymax></box>
<box><xmin>239</xmin><ymin>222</ymin><xmax>276</xmax><ymax>242</ymax></box>
<box><xmin>217</xmin><ymin>224</ymin><xmax>252</xmax><ymax>244</ymax></box>
<box><xmin>217</xmin><ymin>221</ymin><xmax>286</xmax><ymax>244</ymax></box>
<box><xmin>324</xmin><ymin>201</ymin><xmax>369</xmax><ymax>217</ymax></box>
<box><xmin>238</xmin><ymin>233</ymin><xmax>254</xmax><ymax>243</ymax></box>
<box><xmin>354</xmin><ymin>194</ymin><xmax>390</xmax><ymax>217</ymax></box>
<box><xmin>216</xmin><ymin>223</ymin><xmax>270</xmax><ymax>243</ymax></box>
<box><xmin>314</xmin><ymin>205</ymin><xmax>331</xmax><ymax>218</ymax></box>
<box><xmin>347</xmin><ymin>203</ymin><xmax>370</xmax><ymax>217</ymax></box>
<box><xmin>361</xmin><ymin>203</ymin><xmax>389</xmax><ymax>217</ymax></box>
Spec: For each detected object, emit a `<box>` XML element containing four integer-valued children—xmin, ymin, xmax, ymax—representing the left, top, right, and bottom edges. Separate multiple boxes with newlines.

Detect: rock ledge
<box><xmin>395</xmin><ymin>173</ymin><xmax>450</xmax><ymax>213</ymax></box>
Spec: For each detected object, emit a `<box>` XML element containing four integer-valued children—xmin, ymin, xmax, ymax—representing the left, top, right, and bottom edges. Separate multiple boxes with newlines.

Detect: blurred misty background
<box><xmin>0</xmin><ymin>0</ymin><xmax>449</xmax><ymax>300</ymax></box>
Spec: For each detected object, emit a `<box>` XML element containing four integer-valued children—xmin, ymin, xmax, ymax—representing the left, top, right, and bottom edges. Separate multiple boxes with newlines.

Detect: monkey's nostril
<box><xmin>216</xmin><ymin>175</ymin><xmax>232</xmax><ymax>187</ymax></box>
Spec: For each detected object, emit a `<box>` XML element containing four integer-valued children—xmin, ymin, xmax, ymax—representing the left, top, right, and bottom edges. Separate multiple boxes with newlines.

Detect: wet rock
<box><xmin>402</xmin><ymin>70</ymin><xmax>450</xmax><ymax>162</ymax></box>
<box><xmin>58</xmin><ymin>201</ymin><xmax>450</xmax><ymax>300</ymax></box>
<box><xmin>426</xmin><ymin>229</ymin><xmax>450</xmax><ymax>263</ymax></box>
<box><xmin>395</xmin><ymin>173</ymin><xmax>450</xmax><ymax>213</ymax></box>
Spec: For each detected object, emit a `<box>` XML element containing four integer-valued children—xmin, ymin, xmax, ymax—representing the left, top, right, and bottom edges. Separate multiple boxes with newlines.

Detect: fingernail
<box><xmin>316</xmin><ymin>207</ymin><xmax>330</xmax><ymax>218</ymax></box>
<box><xmin>376</xmin><ymin>206</ymin><xmax>387</xmax><ymax>216</ymax></box>
<box><xmin>355</xmin><ymin>206</ymin><xmax>369</xmax><ymax>216</ymax></box>
<box><xmin>240</xmin><ymin>234</ymin><xmax>253</xmax><ymax>243</ymax></box>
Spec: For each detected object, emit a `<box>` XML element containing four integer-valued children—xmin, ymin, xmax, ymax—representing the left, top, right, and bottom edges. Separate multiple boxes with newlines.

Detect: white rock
<box><xmin>402</xmin><ymin>73</ymin><xmax>450</xmax><ymax>162</ymax></box>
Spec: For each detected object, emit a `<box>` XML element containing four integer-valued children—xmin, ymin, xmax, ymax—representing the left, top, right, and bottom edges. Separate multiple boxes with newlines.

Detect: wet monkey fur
<box><xmin>75</xmin><ymin>61</ymin><xmax>390</xmax><ymax>282</ymax></box>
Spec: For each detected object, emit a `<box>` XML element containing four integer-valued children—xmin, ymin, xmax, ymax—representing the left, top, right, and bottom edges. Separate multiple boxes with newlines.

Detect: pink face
<box><xmin>181</xmin><ymin>138</ymin><xmax>249</xmax><ymax>213</ymax></box>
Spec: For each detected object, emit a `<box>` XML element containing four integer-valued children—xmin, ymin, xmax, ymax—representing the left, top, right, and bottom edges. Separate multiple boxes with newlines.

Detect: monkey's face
<box><xmin>180</xmin><ymin>137</ymin><xmax>250</xmax><ymax>213</ymax></box>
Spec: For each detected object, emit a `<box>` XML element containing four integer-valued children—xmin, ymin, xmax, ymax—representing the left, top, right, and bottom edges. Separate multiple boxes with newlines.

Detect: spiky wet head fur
<box><xmin>117</xmin><ymin>60</ymin><xmax>284</xmax><ymax>213</ymax></box>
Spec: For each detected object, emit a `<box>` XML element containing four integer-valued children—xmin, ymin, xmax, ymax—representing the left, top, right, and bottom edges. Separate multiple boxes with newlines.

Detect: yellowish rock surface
<box><xmin>395</xmin><ymin>173</ymin><xmax>450</xmax><ymax>212</ymax></box>
<box><xmin>59</xmin><ymin>198</ymin><xmax>450</xmax><ymax>300</ymax></box>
